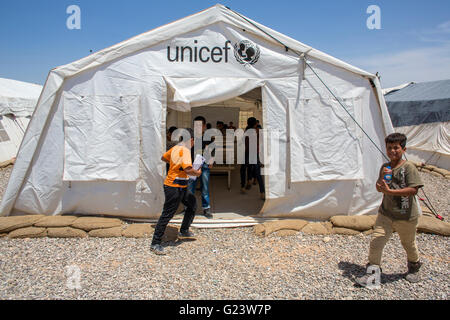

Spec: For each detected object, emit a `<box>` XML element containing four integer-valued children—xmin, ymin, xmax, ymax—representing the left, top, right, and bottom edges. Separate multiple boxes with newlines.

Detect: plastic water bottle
<box><xmin>384</xmin><ymin>166</ymin><xmax>392</xmax><ymax>184</ymax></box>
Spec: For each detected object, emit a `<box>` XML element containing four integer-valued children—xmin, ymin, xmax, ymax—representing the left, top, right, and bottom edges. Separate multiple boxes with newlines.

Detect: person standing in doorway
<box><xmin>188</xmin><ymin>116</ymin><xmax>215</xmax><ymax>219</ymax></box>
<box><xmin>240</xmin><ymin>117</ymin><xmax>265</xmax><ymax>199</ymax></box>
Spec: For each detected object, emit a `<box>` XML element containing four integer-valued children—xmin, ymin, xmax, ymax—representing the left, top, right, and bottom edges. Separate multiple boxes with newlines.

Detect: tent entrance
<box><xmin>166</xmin><ymin>87</ymin><xmax>265</xmax><ymax>218</ymax></box>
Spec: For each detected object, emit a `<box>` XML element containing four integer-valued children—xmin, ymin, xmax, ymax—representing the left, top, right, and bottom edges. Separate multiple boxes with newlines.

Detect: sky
<box><xmin>0</xmin><ymin>0</ymin><xmax>449</xmax><ymax>88</ymax></box>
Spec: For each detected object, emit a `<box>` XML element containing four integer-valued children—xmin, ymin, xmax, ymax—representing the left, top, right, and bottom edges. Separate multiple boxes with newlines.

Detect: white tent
<box><xmin>0</xmin><ymin>78</ymin><xmax>42</xmax><ymax>164</ymax></box>
<box><xmin>384</xmin><ymin>80</ymin><xmax>450</xmax><ymax>170</ymax></box>
<box><xmin>0</xmin><ymin>4</ymin><xmax>394</xmax><ymax>220</ymax></box>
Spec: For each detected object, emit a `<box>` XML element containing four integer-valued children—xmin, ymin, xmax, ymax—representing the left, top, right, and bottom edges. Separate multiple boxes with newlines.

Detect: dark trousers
<box><xmin>240</xmin><ymin>164</ymin><xmax>264</xmax><ymax>193</ymax></box>
<box><xmin>151</xmin><ymin>185</ymin><xmax>197</xmax><ymax>245</ymax></box>
<box><xmin>240</xmin><ymin>164</ymin><xmax>253</xmax><ymax>187</ymax></box>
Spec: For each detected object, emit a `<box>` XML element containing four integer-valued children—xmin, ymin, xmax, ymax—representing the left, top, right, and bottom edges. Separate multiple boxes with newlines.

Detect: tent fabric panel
<box><xmin>385</xmin><ymin>79</ymin><xmax>450</xmax><ymax>102</ymax></box>
<box><xmin>289</xmin><ymin>57</ymin><xmax>369</xmax><ymax>183</ymax></box>
<box><xmin>395</xmin><ymin>121</ymin><xmax>450</xmax><ymax>156</ymax></box>
<box><xmin>261</xmin><ymin>80</ymin><xmax>389</xmax><ymax>218</ymax></box>
<box><xmin>0</xmin><ymin>78</ymin><xmax>42</xmax><ymax>117</ymax></box>
<box><xmin>289</xmin><ymin>96</ymin><xmax>364</xmax><ymax>182</ymax></box>
<box><xmin>386</xmin><ymin>99</ymin><xmax>450</xmax><ymax>127</ymax></box>
<box><xmin>165</xmin><ymin>77</ymin><xmax>265</xmax><ymax>111</ymax></box>
<box><xmin>0</xmin><ymin>71</ymin><xmax>65</xmax><ymax>216</ymax></box>
<box><xmin>13</xmin><ymin>92</ymin><xmax>66</xmax><ymax>215</ymax></box>
<box><xmin>63</xmin><ymin>94</ymin><xmax>140</xmax><ymax>181</ymax></box>
<box><xmin>385</xmin><ymin>80</ymin><xmax>450</xmax><ymax>127</ymax></box>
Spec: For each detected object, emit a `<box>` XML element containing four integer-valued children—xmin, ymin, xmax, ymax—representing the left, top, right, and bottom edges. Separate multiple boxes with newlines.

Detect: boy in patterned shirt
<box><xmin>357</xmin><ymin>133</ymin><xmax>424</xmax><ymax>287</ymax></box>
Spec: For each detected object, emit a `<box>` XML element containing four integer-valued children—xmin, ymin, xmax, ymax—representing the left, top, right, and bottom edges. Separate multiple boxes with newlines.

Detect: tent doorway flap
<box><xmin>165</xmin><ymin>77</ymin><xmax>265</xmax><ymax>111</ymax></box>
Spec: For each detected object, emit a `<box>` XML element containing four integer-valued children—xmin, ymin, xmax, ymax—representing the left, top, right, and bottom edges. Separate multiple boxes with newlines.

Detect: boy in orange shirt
<box><xmin>151</xmin><ymin>128</ymin><xmax>201</xmax><ymax>255</ymax></box>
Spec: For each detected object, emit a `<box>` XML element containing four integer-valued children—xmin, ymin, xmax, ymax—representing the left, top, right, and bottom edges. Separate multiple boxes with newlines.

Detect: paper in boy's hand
<box><xmin>189</xmin><ymin>154</ymin><xmax>205</xmax><ymax>180</ymax></box>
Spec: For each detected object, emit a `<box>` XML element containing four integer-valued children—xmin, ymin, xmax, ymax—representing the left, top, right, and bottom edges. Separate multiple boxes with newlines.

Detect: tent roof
<box><xmin>385</xmin><ymin>79</ymin><xmax>450</xmax><ymax>102</ymax></box>
<box><xmin>51</xmin><ymin>4</ymin><xmax>376</xmax><ymax>80</ymax></box>
<box><xmin>384</xmin><ymin>79</ymin><xmax>450</xmax><ymax>127</ymax></box>
<box><xmin>382</xmin><ymin>82</ymin><xmax>414</xmax><ymax>95</ymax></box>
<box><xmin>0</xmin><ymin>78</ymin><xmax>42</xmax><ymax>117</ymax></box>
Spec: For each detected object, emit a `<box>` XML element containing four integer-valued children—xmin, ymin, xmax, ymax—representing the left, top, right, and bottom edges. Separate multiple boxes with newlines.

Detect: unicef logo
<box><xmin>234</xmin><ymin>40</ymin><xmax>260</xmax><ymax>65</ymax></box>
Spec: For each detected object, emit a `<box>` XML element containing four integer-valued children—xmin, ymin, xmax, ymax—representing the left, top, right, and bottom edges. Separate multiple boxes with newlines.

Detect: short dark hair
<box><xmin>184</xmin><ymin>128</ymin><xmax>194</xmax><ymax>141</ymax></box>
<box><xmin>385</xmin><ymin>133</ymin><xmax>407</xmax><ymax>149</ymax></box>
<box><xmin>194</xmin><ymin>116</ymin><xmax>206</xmax><ymax>124</ymax></box>
<box><xmin>247</xmin><ymin>117</ymin><xmax>257</xmax><ymax>127</ymax></box>
<box><xmin>168</xmin><ymin>126</ymin><xmax>177</xmax><ymax>134</ymax></box>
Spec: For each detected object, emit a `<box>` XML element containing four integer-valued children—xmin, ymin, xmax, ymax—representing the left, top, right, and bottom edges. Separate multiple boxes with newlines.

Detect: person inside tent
<box><xmin>216</xmin><ymin>121</ymin><xmax>224</xmax><ymax>132</ymax></box>
<box><xmin>151</xmin><ymin>128</ymin><xmax>201</xmax><ymax>255</ymax></box>
<box><xmin>166</xmin><ymin>126</ymin><xmax>178</xmax><ymax>172</ymax></box>
<box><xmin>166</xmin><ymin>126</ymin><xmax>178</xmax><ymax>150</ymax></box>
<box><xmin>240</xmin><ymin>117</ymin><xmax>265</xmax><ymax>199</ymax></box>
<box><xmin>188</xmin><ymin>116</ymin><xmax>215</xmax><ymax>219</ymax></box>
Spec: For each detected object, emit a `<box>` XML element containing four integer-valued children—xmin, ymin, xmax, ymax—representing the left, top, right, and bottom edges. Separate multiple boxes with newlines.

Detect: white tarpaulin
<box><xmin>396</xmin><ymin>121</ymin><xmax>450</xmax><ymax>156</ymax></box>
<box><xmin>0</xmin><ymin>78</ymin><xmax>42</xmax><ymax>117</ymax></box>
<box><xmin>63</xmin><ymin>94</ymin><xmax>140</xmax><ymax>181</ymax></box>
<box><xmin>0</xmin><ymin>4</ymin><xmax>393</xmax><ymax>220</ymax></box>
<box><xmin>0</xmin><ymin>78</ymin><xmax>42</xmax><ymax>163</ymax></box>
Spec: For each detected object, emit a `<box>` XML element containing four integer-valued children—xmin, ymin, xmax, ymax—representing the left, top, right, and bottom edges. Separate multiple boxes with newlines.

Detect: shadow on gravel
<box><xmin>154</xmin><ymin>225</ymin><xmax>198</xmax><ymax>248</ymax></box>
<box><xmin>338</xmin><ymin>261</ymin><xmax>406</xmax><ymax>286</ymax></box>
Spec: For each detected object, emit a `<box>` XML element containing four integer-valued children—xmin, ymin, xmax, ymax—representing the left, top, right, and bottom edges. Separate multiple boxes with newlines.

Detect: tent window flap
<box><xmin>289</xmin><ymin>97</ymin><xmax>364</xmax><ymax>182</ymax></box>
<box><xmin>63</xmin><ymin>94</ymin><xmax>140</xmax><ymax>181</ymax></box>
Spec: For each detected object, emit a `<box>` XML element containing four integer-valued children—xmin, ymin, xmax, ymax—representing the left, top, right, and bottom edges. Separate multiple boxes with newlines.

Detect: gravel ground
<box><xmin>0</xmin><ymin>166</ymin><xmax>448</xmax><ymax>300</ymax></box>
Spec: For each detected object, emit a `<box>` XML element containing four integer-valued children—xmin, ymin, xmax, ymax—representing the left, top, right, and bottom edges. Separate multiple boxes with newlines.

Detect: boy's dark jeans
<box><xmin>151</xmin><ymin>185</ymin><xmax>197</xmax><ymax>245</ymax></box>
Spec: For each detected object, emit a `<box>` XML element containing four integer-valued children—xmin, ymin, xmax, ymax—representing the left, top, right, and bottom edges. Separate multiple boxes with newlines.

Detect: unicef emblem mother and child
<box><xmin>234</xmin><ymin>40</ymin><xmax>260</xmax><ymax>65</ymax></box>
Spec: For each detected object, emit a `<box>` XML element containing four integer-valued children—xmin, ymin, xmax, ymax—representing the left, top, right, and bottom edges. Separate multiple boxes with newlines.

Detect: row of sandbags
<box><xmin>254</xmin><ymin>214</ymin><xmax>450</xmax><ymax>237</ymax></box>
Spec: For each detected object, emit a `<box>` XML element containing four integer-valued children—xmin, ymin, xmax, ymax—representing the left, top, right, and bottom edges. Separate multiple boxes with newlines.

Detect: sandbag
<box><xmin>71</xmin><ymin>217</ymin><xmax>123</xmax><ymax>231</ymax></box>
<box><xmin>330</xmin><ymin>215</ymin><xmax>376</xmax><ymax>231</ymax></box>
<box><xmin>0</xmin><ymin>215</ymin><xmax>45</xmax><ymax>233</ymax></box>
<box><xmin>301</xmin><ymin>222</ymin><xmax>331</xmax><ymax>235</ymax></box>
<box><xmin>254</xmin><ymin>219</ymin><xmax>309</xmax><ymax>237</ymax></box>
<box><xmin>8</xmin><ymin>227</ymin><xmax>47</xmax><ymax>239</ymax></box>
<box><xmin>417</xmin><ymin>216</ymin><xmax>450</xmax><ymax>236</ymax></box>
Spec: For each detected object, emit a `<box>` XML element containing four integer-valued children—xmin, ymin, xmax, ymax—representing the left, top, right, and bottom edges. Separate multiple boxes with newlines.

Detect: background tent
<box><xmin>384</xmin><ymin>80</ymin><xmax>450</xmax><ymax>170</ymax></box>
<box><xmin>0</xmin><ymin>4</ymin><xmax>393</xmax><ymax>221</ymax></box>
<box><xmin>0</xmin><ymin>78</ymin><xmax>42</xmax><ymax>164</ymax></box>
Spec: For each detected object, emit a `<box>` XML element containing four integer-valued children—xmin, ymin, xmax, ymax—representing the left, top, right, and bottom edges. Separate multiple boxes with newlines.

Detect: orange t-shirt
<box><xmin>163</xmin><ymin>145</ymin><xmax>193</xmax><ymax>188</ymax></box>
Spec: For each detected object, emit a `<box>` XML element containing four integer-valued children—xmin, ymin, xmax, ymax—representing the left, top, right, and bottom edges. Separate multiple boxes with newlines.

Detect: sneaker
<box><xmin>150</xmin><ymin>243</ymin><xmax>166</xmax><ymax>255</ymax></box>
<box><xmin>405</xmin><ymin>261</ymin><xmax>422</xmax><ymax>283</ymax></box>
<box><xmin>203</xmin><ymin>208</ymin><xmax>213</xmax><ymax>219</ymax></box>
<box><xmin>355</xmin><ymin>264</ymin><xmax>382</xmax><ymax>289</ymax></box>
<box><xmin>240</xmin><ymin>187</ymin><xmax>246</xmax><ymax>194</ymax></box>
<box><xmin>178</xmin><ymin>230</ymin><xmax>196</xmax><ymax>239</ymax></box>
